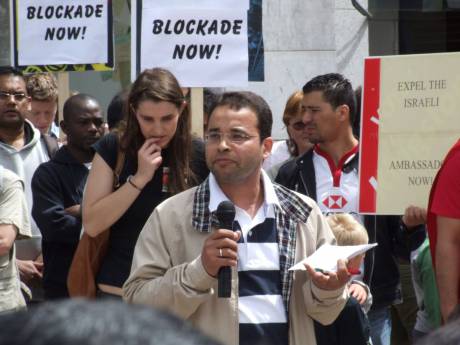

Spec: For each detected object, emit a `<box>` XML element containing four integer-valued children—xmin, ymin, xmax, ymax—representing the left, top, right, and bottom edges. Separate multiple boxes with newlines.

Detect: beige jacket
<box><xmin>123</xmin><ymin>187</ymin><xmax>347</xmax><ymax>345</ymax></box>
<box><xmin>0</xmin><ymin>167</ymin><xmax>31</xmax><ymax>313</ymax></box>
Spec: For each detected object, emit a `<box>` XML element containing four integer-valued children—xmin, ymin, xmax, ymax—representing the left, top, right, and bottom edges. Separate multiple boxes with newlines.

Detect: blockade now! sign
<box><xmin>133</xmin><ymin>0</ymin><xmax>249</xmax><ymax>87</ymax></box>
<box><xmin>14</xmin><ymin>0</ymin><xmax>112</xmax><ymax>66</ymax></box>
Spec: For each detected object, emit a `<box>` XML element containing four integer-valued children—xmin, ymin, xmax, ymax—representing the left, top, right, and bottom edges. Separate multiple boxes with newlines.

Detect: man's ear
<box><xmin>337</xmin><ymin>104</ymin><xmax>350</xmax><ymax>123</ymax></box>
<box><xmin>26</xmin><ymin>97</ymin><xmax>32</xmax><ymax>112</ymax></box>
<box><xmin>59</xmin><ymin>120</ymin><xmax>68</xmax><ymax>135</ymax></box>
<box><xmin>262</xmin><ymin>136</ymin><xmax>273</xmax><ymax>160</ymax></box>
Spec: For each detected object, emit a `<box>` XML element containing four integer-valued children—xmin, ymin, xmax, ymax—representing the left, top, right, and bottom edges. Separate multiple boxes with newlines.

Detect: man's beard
<box><xmin>0</xmin><ymin>115</ymin><xmax>24</xmax><ymax>130</ymax></box>
<box><xmin>307</xmin><ymin>136</ymin><xmax>322</xmax><ymax>145</ymax></box>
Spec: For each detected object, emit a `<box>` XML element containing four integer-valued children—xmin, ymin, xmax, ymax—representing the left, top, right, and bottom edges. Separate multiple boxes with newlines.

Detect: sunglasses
<box><xmin>290</xmin><ymin>121</ymin><xmax>307</xmax><ymax>131</ymax></box>
<box><xmin>0</xmin><ymin>91</ymin><xmax>29</xmax><ymax>102</ymax></box>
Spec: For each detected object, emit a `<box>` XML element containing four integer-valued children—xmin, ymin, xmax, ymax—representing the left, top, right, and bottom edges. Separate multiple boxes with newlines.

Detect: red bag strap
<box><xmin>113</xmin><ymin>146</ymin><xmax>126</xmax><ymax>189</ymax></box>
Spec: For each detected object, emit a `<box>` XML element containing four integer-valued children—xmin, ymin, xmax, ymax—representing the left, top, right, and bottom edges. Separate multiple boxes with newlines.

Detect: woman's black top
<box><xmin>92</xmin><ymin>133</ymin><xmax>209</xmax><ymax>287</ymax></box>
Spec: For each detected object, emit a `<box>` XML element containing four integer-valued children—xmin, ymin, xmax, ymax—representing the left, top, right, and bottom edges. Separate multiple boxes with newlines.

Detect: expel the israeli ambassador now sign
<box><xmin>359</xmin><ymin>52</ymin><xmax>460</xmax><ymax>215</ymax></box>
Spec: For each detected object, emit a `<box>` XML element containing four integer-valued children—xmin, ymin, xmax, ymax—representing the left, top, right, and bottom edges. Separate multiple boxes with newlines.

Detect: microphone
<box><xmin>215</xmin><ymin>200</ymin><xmax>236</xmax><ymax>298</ymax></box>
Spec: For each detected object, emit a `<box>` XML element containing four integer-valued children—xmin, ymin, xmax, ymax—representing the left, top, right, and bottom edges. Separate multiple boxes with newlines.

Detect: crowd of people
<box><xmin>0</xmin><ymin>66</ymin><xmax>457</xmax><ymax>345</ymax></box>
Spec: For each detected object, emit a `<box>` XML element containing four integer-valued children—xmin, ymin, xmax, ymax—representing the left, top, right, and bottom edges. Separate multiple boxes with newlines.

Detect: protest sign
<box><xmin>132</xmin><ymin>0</ymin><xmax>254</xmax><ymax>87</ymax></box>
<box><xmin>359</xmin><ymin>52</ymin><xmax>460</xmax><ymax>214</ymax></box>
<box><xmin>13</xmin><ymin>0</ymin><xmax>113</xmax><ymax>70</ymax></box>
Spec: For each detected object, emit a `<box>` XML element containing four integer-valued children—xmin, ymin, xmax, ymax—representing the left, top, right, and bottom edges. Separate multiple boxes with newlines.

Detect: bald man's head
<box><xmin>63</xmin><ymin>93</ymin><xmax>100</xmax><ymax>122</ymax></box>
<box><xmin>60</xmin><ymin>93</ymin><xmax>104</xmax><ymax>153</ymax></box>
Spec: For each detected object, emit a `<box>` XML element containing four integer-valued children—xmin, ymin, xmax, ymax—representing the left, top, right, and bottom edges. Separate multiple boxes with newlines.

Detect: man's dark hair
<box><xmin>203</xmin><ymin>88</ymin><xmax>221</xmax><ymax>117</ymax></box>
<box><xmin>210</xmin><ymin>91</ymin><xmax>272</xmax><ymax>141</ymax></box>
<box><xmin>107</xmin><ymin>90</ymin><xmax>128</xmax><ymax>130</ymax></box>
<box><xmin>0</xmin><ymin>299</ymin><xmax>221</xmax><ymax>345</ymax></box>
<box><xmin>302</xmin><ymin>73</ymin><xmax>356</xmax><ymax>124</ymax></box>
<box><xmin>63</xmin><ymin>93</ymin><xmax>100</xmax><ymax>122</ymax></box>
<box><xmin>353</xmin><ymin>86</ymin><xmax>362</xmax><ymax>138</ymax></box>
<box><xmin>0</xmin><ymin>67</ymin><xmax>26</xmax><ymax>83</ymax></box>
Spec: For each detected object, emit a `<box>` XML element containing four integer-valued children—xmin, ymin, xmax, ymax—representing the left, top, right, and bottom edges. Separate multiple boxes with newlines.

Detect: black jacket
<box><xmin>32</xmin><ymin>146</ymin><xmax>88</xmax><ymax>299</ymax></box>
<box><xmin>276</xmin><ymin>149</ymin><xmax>426</xmax><ymax>309</ymax></box>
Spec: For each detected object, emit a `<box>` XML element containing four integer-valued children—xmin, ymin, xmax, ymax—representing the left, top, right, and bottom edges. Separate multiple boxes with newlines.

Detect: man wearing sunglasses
<box><xmin>0</xmin><ymin>67</ymin><xmax>57</xmax><ymax>303</ymax></box>
<box><xmin>276</xmin><ymin>73</ymin><xmax>426</xmax><ymax>345</ymax></box>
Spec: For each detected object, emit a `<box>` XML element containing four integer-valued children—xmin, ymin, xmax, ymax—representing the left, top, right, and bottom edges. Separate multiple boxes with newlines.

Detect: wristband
<box><xmin>127</xmin><ymin>175</ymin><xmax>142</xmax><ymax>191</ymax></box>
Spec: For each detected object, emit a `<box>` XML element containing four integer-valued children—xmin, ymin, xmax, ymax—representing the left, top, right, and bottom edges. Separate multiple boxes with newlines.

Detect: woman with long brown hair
<box><xmin>82</xmin><ymin>68</ymin><xmax>208</xmax><ymax>297</ymax></box>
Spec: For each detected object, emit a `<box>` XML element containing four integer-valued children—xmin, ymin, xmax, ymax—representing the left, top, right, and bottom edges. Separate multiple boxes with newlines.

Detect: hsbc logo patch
<box><xmin>322</xmin><ymin>195</ymin><xmax>348</xmax><ymax>209</ymax></box>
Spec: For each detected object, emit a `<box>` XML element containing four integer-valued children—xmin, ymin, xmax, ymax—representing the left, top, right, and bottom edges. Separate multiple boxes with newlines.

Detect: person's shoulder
<box><xmin>191</xmin><ymin>136</ymin><xmax>204</xmax><ymax>148</ymax></box>
<box><xmin>275</xmin><ymin>153</ymin><xmax>304</xmax><ymax>184</ymax></box>
<box><xmin>31</xmin><ymin>153</ymin><xmax>63</xmax><ymax>184</ymax></box>
<box><xmin>93</xmin><ymin>133</ymin><xmax>120</xmax><ymax>168</ymax></box>
<box><xmin>156</xmin><ymin>187</ymin><xmax>197</xmax><ymax>212</ymax></box>
<box><xmin>277</xmin><ymin>156</ymin><xmax>297</xmax><ymax>173</ymax></box>
<box><xmin>273</xmin><ymin>182</ymin><xmax>318</xmax><ymax>214</ymax></box>
<box><xmin>294</xmin><ymin>190</ymin><xmax>319</xmax><ymax>208</ymax></box>
<box><xmin>444</xmin><ymin>146</ymin><xmax>460</xmax><ymax>168</ymax></box>
<box><xmin>279</xmin><ymin>148</ymin><xmax>313</xmax><ymax>171</ymax></box>
<box><xmin>271</xmin><ymin>140</ymin><xmax>290</xmax><ymax>156</ymax></box>
<box><xmin>149</xmin><ymin>187</ymin><xmax>198</xmax><ymax>227</ymax></box>
<box><xmin>286</xmin><ymin>185</ymin><xmax>319</xmax><ymax>209</ymax></box>
<box><xmin>94</xmin><ymin>132</ymin><xmax>119</xmax><ymax>151</ymax></box>
<box><xmin>263</xmin><ymin>140</ymin><xmax>290</xmax><ymax>170</ymax></box>
<box><xmin>191</xmin><ymin>136</ymin><xmax>205</xmax><ymax>159</ymax></box>
<box><xmin>436</xmin><ymin>141</ymin><xmax>460</xmax><ymax>174</ymax></box>
<box><xmin>1</xmin><ymin>167</ymin><xmax>22</xmax><ymax>186</ymax></box>
<box><xmin>0</xmin><ymin>166</ymin><xmax>23</xmax><ymax>193</ymax></box>
<box><xmin>33</xmin><ymin>145</ymin><xmax>69</xmax><ymax>172</ymax></box>
<box><xmin>190</xmin><ymin>137</ymin><xmax>209</xmax><ymax>183</ymax></box>
<box><xmin>31</xmin><ymin>159</ymin><xmax>51</xmax><ymax>178</ymax></box>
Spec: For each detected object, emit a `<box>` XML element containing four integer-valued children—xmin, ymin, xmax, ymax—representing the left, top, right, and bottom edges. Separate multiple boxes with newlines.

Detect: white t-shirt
<box><xmin>313</xmin><ymin>145</ymin><xmax>362</xmax><ymax>223</ymax></box>
<box><xmin>263</xmin><ymin>140</ymin><xmax>291</xmax><ymax>172</ymax></box>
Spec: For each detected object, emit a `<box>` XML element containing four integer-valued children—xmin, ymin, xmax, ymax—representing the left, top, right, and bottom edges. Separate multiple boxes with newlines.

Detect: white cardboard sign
<box><xmin>134</xmin><ymin>1</ymin><xmax>249</xmax><ymax>87</ymax></box>
<box><xmin>15</xmin><ymin>0</ymin><xmax>110</xmax><ymax>66</ymax></box>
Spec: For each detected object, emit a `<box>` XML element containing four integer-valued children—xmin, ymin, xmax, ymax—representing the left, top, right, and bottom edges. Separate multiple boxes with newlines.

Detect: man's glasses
<box><xmin>290</xmin><ymin>121</ymin><xmax>307</xmax><ymax>131</ymax></box>
<box><xmin>204</xmin><ymin>132</ymin><xmax>258</xmax><ymax>145</ymax></box>
<box><xmin>0</xmin><ymin>91</ymin><xmax>29</xmax><ymax>102</ymax></box>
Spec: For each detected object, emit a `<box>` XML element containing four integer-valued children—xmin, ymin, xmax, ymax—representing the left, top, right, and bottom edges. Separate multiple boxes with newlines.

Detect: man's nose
<box><xmin>302</xmin><ymin>109</ymin><xmax>312</xmax><ymax>124</ymax></box>
<box><xmin>36</xmin><ymin>114</ymin><xmax>47</xmax><ymax>124</ymax></box>
<box><xmin>88</xmin><ymin>121</ymin><xmax>99</xmax><ymax>132</ymax></box>
<box><xmin>217</xmin><ymin>135</ymin><xmax>231</xmax><ymax>151</ymax></box>
<box><xmin>6</xmin><ymin>94</ymin><xmax>18</xmax><ymax>105</ymax></box>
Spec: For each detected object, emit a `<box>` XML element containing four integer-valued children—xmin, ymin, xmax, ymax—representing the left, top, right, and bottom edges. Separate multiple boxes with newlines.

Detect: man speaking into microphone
<box><xmin>123</xmin><ymin>91</ymin><xmax>349</xmax><ymax>345</ymax></box>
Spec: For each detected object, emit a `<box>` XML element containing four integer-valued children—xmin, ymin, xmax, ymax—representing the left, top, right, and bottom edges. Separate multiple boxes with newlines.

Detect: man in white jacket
<box><xmin>0</xmin><ymin>67</ymin><xmax>55</xmax><ymax>302</ymax></box>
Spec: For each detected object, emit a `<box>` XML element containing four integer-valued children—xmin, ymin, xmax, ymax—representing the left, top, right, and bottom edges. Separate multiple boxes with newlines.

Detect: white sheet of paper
<box><xmin>288</xmin><ymin>243</ymin><xmax>378</xmax><ymax>272</ymax></box>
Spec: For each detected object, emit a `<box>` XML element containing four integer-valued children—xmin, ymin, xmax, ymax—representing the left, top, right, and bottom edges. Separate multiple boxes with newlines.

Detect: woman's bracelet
<box><xmin>127</xmin><ymin>175</ymin><xmax>142</xmax><ymax>191</ymax></box>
